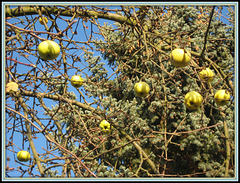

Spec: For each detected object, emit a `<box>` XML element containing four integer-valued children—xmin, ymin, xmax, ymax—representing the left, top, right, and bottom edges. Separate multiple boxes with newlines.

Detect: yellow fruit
<box><xmin>6</xmin><ymin>82</ymin><xmax>18</xmax><ymax>92</ymax></box>
<box><xmin>39</xmin><ymin>17</ymin><xmax>48</xmax><ymax>25</ymax></box>
<box><xmin>17</xmin><ymin>151</ymin><xmax>31</xmax><ymax>162</ymax></box>
<box><xmin>170</xmin><ymin>49</ymin><xmax>191</xmax><ymax>67</ymax></box>
<box><xmin>134</xmin><ymin>82</ymin><xmax>150</xmax><ymax>97</ymax></box>
<box><xmin>199</xmin><ymin>68</ymin><xmax>214</xmax><ymax>82</ymax></box>
<box><xmin>214</xmin><ymin>90</ymin><xmax>230</xmax><ymax>106</ymax></box>
<box><xmin>184</xmin><ymin>91</ymin><xmax>203</xmax><ymax>110</ymax></box>
<box><xmin>38</xmin><ymin>40</ymin><xmax>60</xmax><ymax>60</ymax></box>
<box><xmin>70</xmin><ymin>75</ymin><xmax>83</xmax><ymax>88</ymax></box>
<box><xmin>99</xmin><ymin>120</ymin><xmax>111</xmax><ymax>133</ymax></box>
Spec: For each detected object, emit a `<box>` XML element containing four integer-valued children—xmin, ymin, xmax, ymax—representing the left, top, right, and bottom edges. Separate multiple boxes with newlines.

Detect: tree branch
<box><xmin>5</xmin><ymin>6</ymin><xmax>136</xmax><ymax>25</ymax></box>
<box><xmin>201</xmin><ymin>6</ymin><xmax>215</xmax><ymax>58</ymax></box>
<box><xmin>15</xmin><ymin>94</ymin><xmax>45</xmax><ymax>177</ymax></box>
<box><xmin>118</xmin><ymin>130</ymin><xmax>157</xmax><ymax>174</ymax></box>
<box><xmin>6</xmin><ymin>89</ymin><xmax>96</xmax><ymax>112</ymax></box>
<box><xmin>221</xmin><ymin>111</ymin><xmax>231</xmax><ymax>177</ymax></box>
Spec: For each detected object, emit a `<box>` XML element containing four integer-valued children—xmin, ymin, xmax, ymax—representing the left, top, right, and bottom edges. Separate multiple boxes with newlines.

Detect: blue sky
<box><xmin>3</xmin><ymin>2</ymin><xmax>238</xmax><ymax>180</ymax></box>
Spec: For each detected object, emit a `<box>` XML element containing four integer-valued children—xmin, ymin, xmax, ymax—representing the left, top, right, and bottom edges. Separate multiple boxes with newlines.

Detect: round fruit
<box><xmin>214</xmin><ymin>90</ymin><xmax>230</xmax><ymax>106</ymax></box>
<box><xmin>170</xmin><ymin>48</ymin><xmax>191</xmax><ymax>67</ymax></box>
<box><xmin>99</xmin><ymin>120</ymin><xmax>111</xmax><ymax>133</ymax></box>
<box><xmin>39</xmin><ymin>17</ymin><xmax>48</xmax><ymax>25</ymax></box>
<box><xmin>184</xmin><ymin>91</ymin><xmax>203</xmax><ymax>110</ymax></box>
<box><xmin>38</xmin><ymin>40</ymin><xmax>60</xmax><ymax>60</ymax></box>
<box><xmin>199</xmin><ymin>68</ymin><xmax>214</xmax><ymax>82</ymax></box>
<box><xmin>134</xmin><ymin>82</ymin><xmax>150</xmax><ymax>97</ymax></box>
<box><xmin>17</xmin><ymin>151</ymin><xmax>31</xmax><ymax>162</ymax></box>
<box><xmin>6</xmin><ymin>82</ymin><xmax>18</xmax><ymax>93</ymax></box>
<box><xmin>70</xmin><ymin>75</ymin><xmax>83</xmax><ymax>88</ymax></box>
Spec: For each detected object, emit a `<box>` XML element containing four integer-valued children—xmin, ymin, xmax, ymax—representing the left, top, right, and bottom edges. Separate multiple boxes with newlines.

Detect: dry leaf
<box><xmin>6</xmin><ymin>82</ymin><xmax>18</xmax><ymax>92</ymax></box>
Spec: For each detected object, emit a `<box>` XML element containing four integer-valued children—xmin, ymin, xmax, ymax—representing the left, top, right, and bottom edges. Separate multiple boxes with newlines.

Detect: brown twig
<box><xmin>6</xmin><ymin>22</ymin><xmax>59</xmax><ymax>38</ymax></box>
<box><xmin>201</xmin><ymin>6</ymin><xmax>216</xmax><ymax>58</ymax></box>
<box><xmin>6</xmin><ymin>57</ymin><xmax>36</xmax><ymax>67</ymax></box>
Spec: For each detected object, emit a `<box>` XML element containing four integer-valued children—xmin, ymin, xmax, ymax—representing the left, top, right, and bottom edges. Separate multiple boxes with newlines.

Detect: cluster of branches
<box><xmin>5</xmin><ymin>5</ymin><xmax>235</xmax><ymax>178</ymax></box>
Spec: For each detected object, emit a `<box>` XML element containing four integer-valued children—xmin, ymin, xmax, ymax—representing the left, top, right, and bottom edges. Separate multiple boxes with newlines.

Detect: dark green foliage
<box><xmin>90</xmin><ymin>5</ymin><xmax>235</xmax><ymax>177</ymax></box>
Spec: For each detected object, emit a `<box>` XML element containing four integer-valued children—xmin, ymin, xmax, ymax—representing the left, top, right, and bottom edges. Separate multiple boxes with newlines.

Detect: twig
<box><xmin>201</xmin><ymin>6</ymin><xmax>215</xmax><ymax>57</ymax></box>
<box><xmin>6</xmin><ymin>57</ymin><xmax>36</xmax><ymax>67</ymax></box>
<box><xmin>174</xmin><ymin>122</ymin><xmax>223</xmax><ymax>135</ymax></box>
<box><xmin>6</xmin><ymin>22</ymin><xmax>59</xmax><ymax>38</ymax></box>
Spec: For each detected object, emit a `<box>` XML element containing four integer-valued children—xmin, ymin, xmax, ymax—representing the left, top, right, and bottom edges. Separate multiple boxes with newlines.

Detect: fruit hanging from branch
<box><xmin>214</xmin><ymin>90</ymin><xmax>230</xmax><ymax>106</ymax></box>
<box><xmin>199</xmin><ymin>68</ymin><xmax>214</xmax><ymax>82</ymax></box>
<box><xmin>39</xmin><ymin>17</ymin><xmax>48</xmax><ymax>25</ymax></box>
<box><xmin>17</xmin><ymin>151</ymin><xmax>31</xmax><ymax>162</ymax></box>
<box><xmin>70</xmin><ymin>75</ymin><xmax>84</xmax><ymax>88</ymax></box>
<box><xmin>134</xmin><ymin>82</ymin><xmax>150</xmax><ymax>97</ymax></box>
<box><xmin>99</xmin><ymin>120</ymin><xmax>112</xmax><ymax>134</ymax></box>
<box><xmin>170</xmin><ymin>48</ymin><xmax>191</xmax><ymax>67</ymax></box>
<box><xmin>38</xmin><ymin>40</ymin><xmax>60</xmax><ymax>60</ymax></box>
<box><xmin>184</xmin><ymin>91</ymin><xmax>203</xmax><ymax>110</ymax></box>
